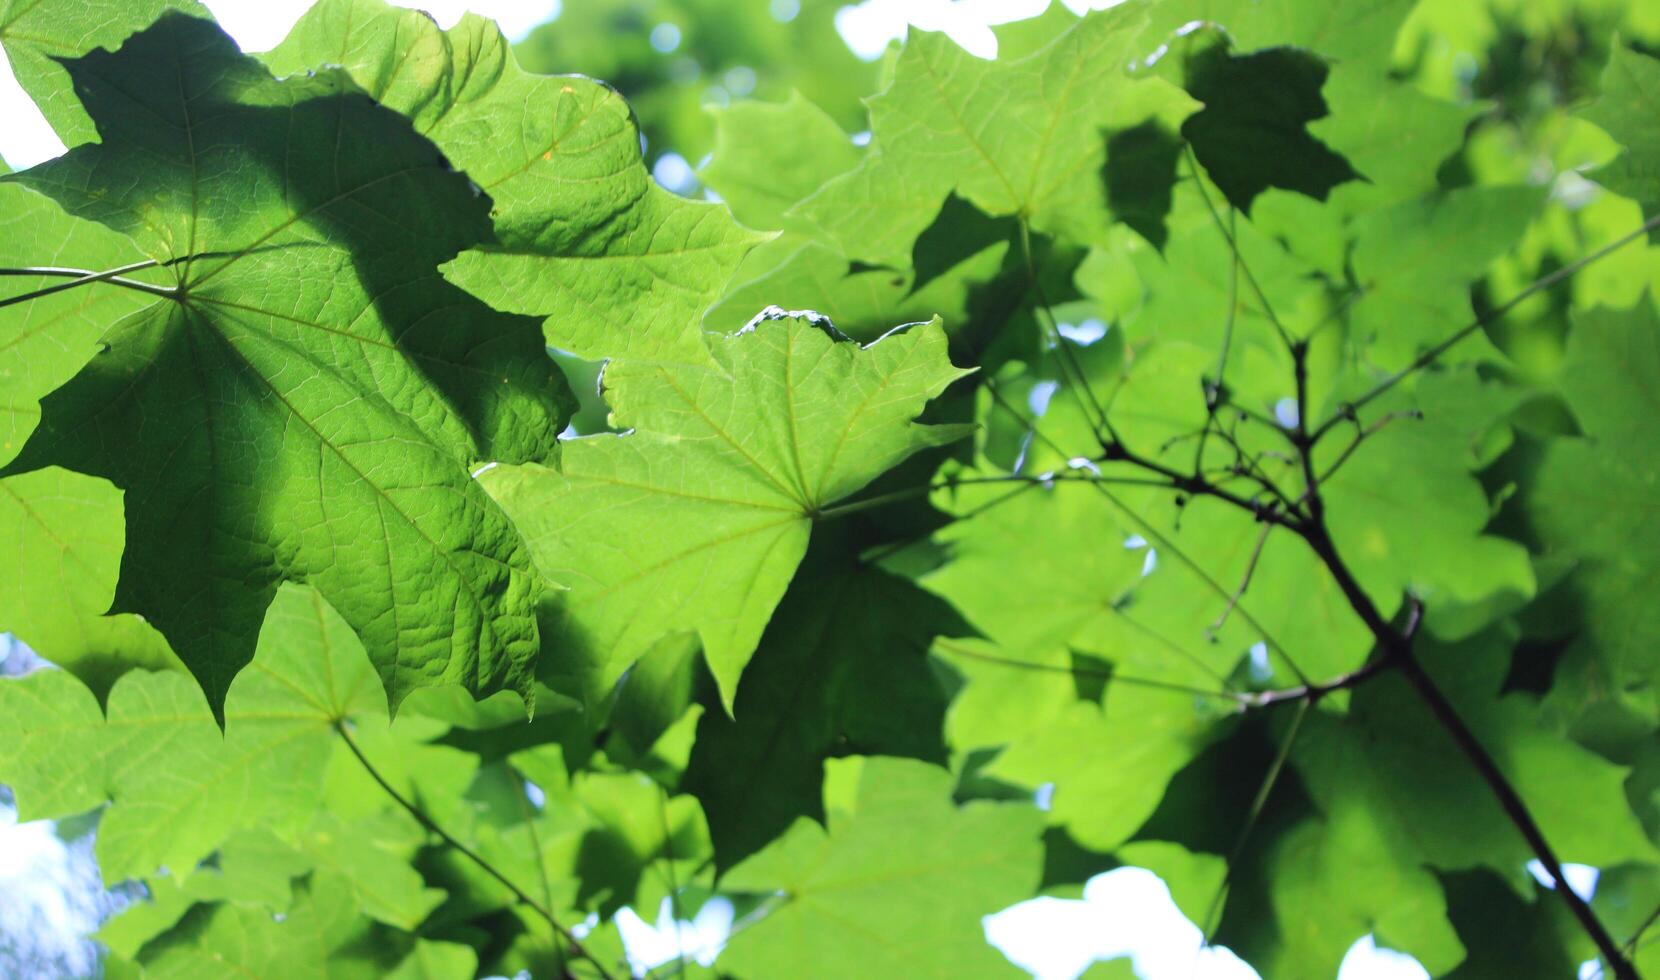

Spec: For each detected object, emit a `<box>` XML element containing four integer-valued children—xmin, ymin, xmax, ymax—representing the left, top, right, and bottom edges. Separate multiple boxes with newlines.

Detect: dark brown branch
<box><xmin>1276</xmin><ymin>333</ymin><xmax>1637</xmax><ymax>977</ymax></box>
<box><xmin>1293</xmin><ymin>520</ymin><xmax>1636</xmax><ymax>979</ymax></box>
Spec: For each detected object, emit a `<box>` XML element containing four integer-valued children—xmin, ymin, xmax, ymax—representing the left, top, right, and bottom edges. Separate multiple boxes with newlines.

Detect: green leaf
<box><xmin>0</xmin><ymin>582</ymin><xmax>385</xmax><ymax>880</ymax></box>
<box><xmin>291</xmin><ymin>812</ymin><xmax>446</xmax><ymax>930</ymax></box>
<box><xmin>96</xmin><ymin>584</ymin><xmax>386</xmax><ymax>881</ymax></box>
<box><xmin>1145</xmin><ymin>0</ymin><xmax>1417</xmax><ymax>68</ymax></box>
<box><xmin>3</xmin><ymin>14</ymin><xmax>564</xmax><ymax>711</ymax></box>
<box><xmin>685</xmin><ymin>543</ymin><xmax>964</xmax><ymax>868</ymax></box>
<box><xmin>720</xmin><ymin>756</ymin><xmax>1043</xmax><ymax>979</ymax></box>
<box><xmin>1311</xmin><ymin>69</ymin><xmax>1482</xmax><ymax>208</ymax></box>
<box><xmin>1440</xmin><ymin>870</ymin><xmax>1590</xmax><ymax>980</ymax></box>
<box><xmin>1318</xmin><ymin>371</ymin><xmax>1535</xmax><ymax>637</ymax></box>
<box><xmin>0</xmin><ymin>665</ymin><xmax>105</xmax><ymax>820</ymax></box>
<box><xmin>707</xmin><ymin>194</ymin><xmax>1022</xmax><ymax>348</ymax></box>
<box><xmin>699</xmin><ymin>92</ymin><xmax>864</xmax><ymax>232</ymax></box>
<box><xmin>1528</xmin><ymin>302</ymin><xmax>1660</xmax><ymax>695</ymax></box>
<box><xmin>1347</xmin><ymin>186</ymin><xmax>1544</xmax><ymax>369</ymax></box>
<box><xmin>792</xmin><ymin>4</ymin><xmax>1178</xmax><ymax>266</ymax></box>
<box><xmin>0</xmin><ymin>177</ymin><xmax>159</xmax><ymax>464</ymax></box>
<box><xmin>1584</xmin><ymin>44</ymin><xmax>1660</xmax><ymax>217</ymax></box>
<box><xmin>1180</xmin><ymin>42</ymin><xmax>1360</xmax><ymax>211</ymax></box>
<box><xmin>0</xmin><ymin>466</ymin><xmax>182</xmax><ymax>695</ymax></box>
<box><xmin>1292</xmin><ymin>632</ymin><xmax>1658</xmax><ymax>892</ymax></box>
<box><xmin>1104</xmin><ymin>120</ymin><xmax>1185</xmax><ymax>250</ymax></box>
<box><xmin>985</xmin><ymin>686</ymin><xmax>1229</xmax><ymax>853</ymax></box>
<box><xmin>1254</xmin><ymin>786</ymin><xmax>1465</xmax><ymax>977</ymax></box>
<box><xmin>1127</xmin><ymin>201</ymin><xmax>1321</xmax><ymax>355</ymax></box>
<box><xmin>0</xmin><ymin>0</ymin><xmax>206</xmax><ymax>147</ymax></box>
<box><xmin>924</xmin><ymin>480</ymin><xmax>1148</xmax><ymax>658</ymax></box>
<box><xmin>136</xmin><ymin>872</ymin><xmax>450</xmax><ymax>979</ymax></box>
<box><xmin>481</xmin><ymin>313</ymin><xmax>971</xmax><ymax>707</ymax></box>
<box><xmin>267</xmin><ymin>0</ymin><xmax>764</xmax><ymax>366</ymax></box>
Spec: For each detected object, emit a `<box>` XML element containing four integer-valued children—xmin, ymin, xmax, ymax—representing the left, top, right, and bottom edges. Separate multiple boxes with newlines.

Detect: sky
<box><xmin>0</xmin><ymin>1</ymin><xmax>1599</xmax><ymax>978</ymax></box>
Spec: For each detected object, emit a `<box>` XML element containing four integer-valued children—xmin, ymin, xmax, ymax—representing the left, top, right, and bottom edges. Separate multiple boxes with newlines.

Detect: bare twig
<box><xmin>1208</xmin><ymin>524</ymin><xmax>1272</xmax><ymax>635</ymax></box>
<box><xmin>1309</xmin><ymin>211</ymin><xmax>1660</xmax><ymax>444</ymax></box>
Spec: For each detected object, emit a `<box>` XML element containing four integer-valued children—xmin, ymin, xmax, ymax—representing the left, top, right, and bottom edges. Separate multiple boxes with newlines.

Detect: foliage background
<box><xmin>1</xmin><ymin>0</ymin><xmax>1659</xmax><ymax>978</ymax></box>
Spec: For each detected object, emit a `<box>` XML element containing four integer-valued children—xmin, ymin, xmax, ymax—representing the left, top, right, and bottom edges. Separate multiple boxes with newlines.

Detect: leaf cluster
<box><xmin>2</xmin><ymin>0</ymin><xmax>1659</xmax><ymax>977</ymax></box>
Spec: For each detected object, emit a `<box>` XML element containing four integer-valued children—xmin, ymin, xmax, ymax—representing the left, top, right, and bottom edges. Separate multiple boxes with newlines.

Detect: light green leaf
<box><xmin>3</xmin><ymin>14</ymin><xmax>564</xmax><ymax>711</ymax></box>
<box><xmin>1528</xmin><ymin>302</ymin><xmax>1660</xmax><ymax>695</ymax></box>
<box><xmin>0</xmin><ymin>466</ymin><xmax>182</xmax><ymax>694</ymax></box>
<box><xmin>1348</xmin><ymin>186</ymin><xmax>1544</xmax><ymax>369</ymax></box>
<box><xmin>793</xmin><ymin>4</ymin><xmax>1175</xmax><ymax>266</ymax></box>
<box><xmin>265</xmin><ymin>0</ymin><xmax>766</xmax><ymax>366</ymax></box>
<box><xmin>986</xmin><ymin>687</ymin><xmax>1229</xmax><ymax>852</ymax></box>
<box><xmin>0</xmin><ymin>176</ymin><xmax>160</xmax><ymax>464</ymax></box>
<box><xmin>0</xmin><ymin>582</ymin><xmax>386</xmax><ymax>881</ymax></box>
<box><xmin>482</xmin><ymin>313</ymin><xmax>971</xmax><ymax>707</ymax></box>
<box><xmin>292</xmin><ymin>812</ymin><xmax>446</xmax><ymax>930</ymax></box>
<box><xmin>1144</xmin><ymin>0</ymin><xmax>1416</xmax><ymax>67</ymax></box>
<box><xmin>699</xmin><ymin>92</ymin><xmax>864</xmax><ymax>232</ymax></box>
<box><xmin>1312</xmin><ymin>70</ymin><xmax>1482</xmax><ymax>208</ymax></box>
<box><xmin>1583</xmin><ymin>44</ymin><xmax>1660</xmax><ymax>216</ymax></box>
<box><xmin>686</xmin><ymin>546</ymin><xmax>963</xmax><ymax>868</ymax></box>
<box><xmin>96</xmin><ymin>584</ymin><xmax>384</xmax><ymax>880</ymax></box>
<box><xmin>1318</xmin><ymin>371</ymin><xmax>1535</xmax><ymax>637</ymax></box>
<box><xmin>720</xmin><ymin>756</ymin><xmax>1043</xmax><ymax>979</ymax></box>
<box><xmin>0</xmin><ymin>665</ymin><xmax>105</xmax><ymax>820</ymax></box>
<box><xmin>0</xmin><ymin>0</ymin><xmax>206</xmax><ymax>147</ymax></box>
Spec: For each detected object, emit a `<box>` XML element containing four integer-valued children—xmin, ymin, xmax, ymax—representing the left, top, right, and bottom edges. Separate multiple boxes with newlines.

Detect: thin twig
<box><xmin>335</xmin><ymin>722</ymin><xmax>616</xmax><ymax>980</ymax></box>
<box><xmin>1315</xmin><ymin>410</ymin><xmax>1420</xmax><ymax>485</ymax></box>
<box><xmin>659</xmin><ymin>785</ymin><xmax>688</xmax><ymax>978</ymax></box>
<box><xmin>1194</xmin><ymin>207</ymin><xmax>1242</xmax><ymax>475</ymax></box>
<box><xmin>1208</xmin><ymin>524</ymin><xmax>1271</xmax><ymax>634</ymax></box>
<box><xmin>1309</xmin><ymin>210</ymin><xmax>1660</xmax><ymax>444</ymax></box>
<box><xmin>1198</xmin><ymin>698</ymin><xmax>1310</xmax><ymax>950</ymax></box>
<box><xmin>1185</xmin><ymin>146</ymin><xmax>1295</xmax><ymax>350</ymax></box>
<box><xmin>932</xmin><ymin>638</ymin><xmax>1243</xmax><ymax>703</ymax></box>
<box><xmin>814</xmin><ymin>470</ymin><xmax>1176</xmax><ymax>522</ymax></box>
<box><xmin>1017</xmin><ymin>217</ymin><xmax>1117</xmax><ymax>444</ymax></box>
<box><xmin>1296</xmin><ymin>517</ymin><xmax>1635</xmax><ymax>978</ymax></box>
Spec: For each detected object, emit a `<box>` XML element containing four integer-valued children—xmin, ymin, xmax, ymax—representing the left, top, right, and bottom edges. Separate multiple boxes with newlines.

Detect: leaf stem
<box><xmin>334</xmin><ymin>722</ymin><xmax>616</xmax><ymax>980</ymax></box>
<box><xmin>0</xmin><ymin>261</ymin><xmax>178</xmax><ymax>307</ymax></box>
<box><xmin>814</xmin><ymin>470</ymin><xmax>1175</xmax><ymax>522</ymax></box>
<box><xmin>1016</xmin><ymin>216</ymin><xmax>1116</xmax><ymax>443</ymax></box>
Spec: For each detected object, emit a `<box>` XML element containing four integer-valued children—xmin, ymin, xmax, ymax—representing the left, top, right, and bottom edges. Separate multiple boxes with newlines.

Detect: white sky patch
<box><xmin>985</xmin><ymin>868</ymin><xmax>1260</xmax><ymax>979</ymax></box>
<box><xmin>0</xmin><ymin>48</ymin><xmax>66</xmax><ymax>169</ymax></box>
<box><xmin>614</xmin><ymin>896</ymin><xmax>733</xmax><ymax>975</ymax></box>
<box><xmin>986</xmin><ymin>868</ymin><xmax>1434</xmax><ymax>979</ymax></box>
<box><xmin>1527</xmin><ymin>859</ymin><xmax>1600</xmax><ymax>902</ymax></box>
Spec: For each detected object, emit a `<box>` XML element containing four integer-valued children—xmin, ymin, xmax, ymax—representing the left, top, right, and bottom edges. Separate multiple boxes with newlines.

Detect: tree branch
<box><xmin>1293</xmin><ymin>519</ymin><xmax>1636</xmax><ymax>979</ymax></box>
